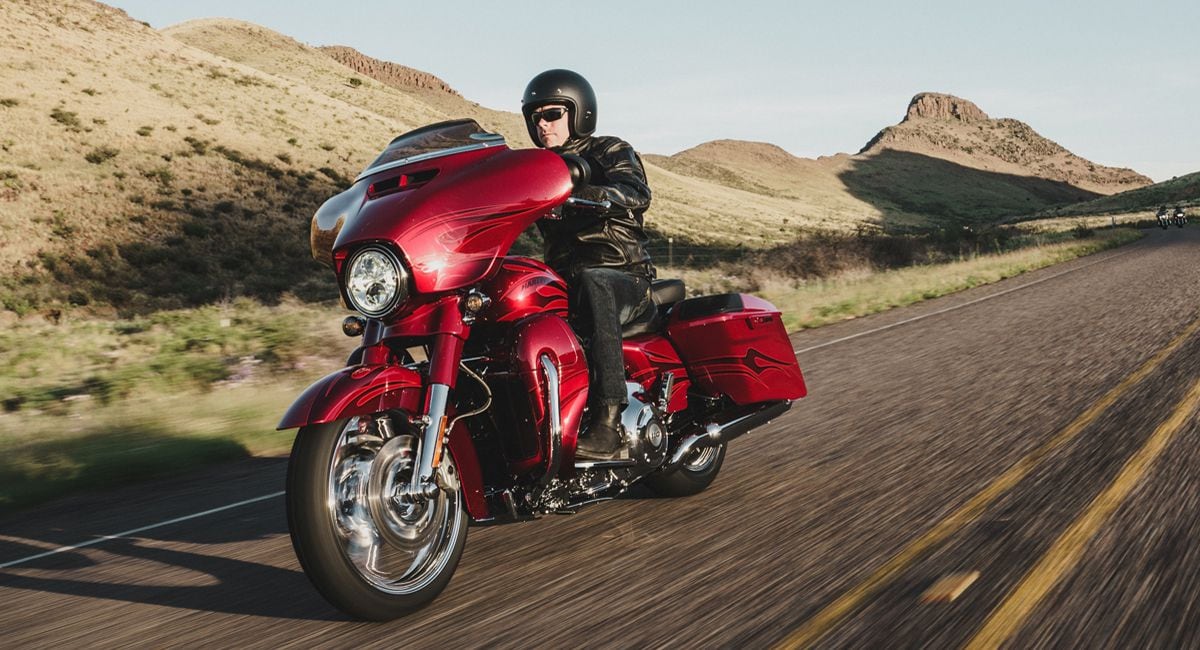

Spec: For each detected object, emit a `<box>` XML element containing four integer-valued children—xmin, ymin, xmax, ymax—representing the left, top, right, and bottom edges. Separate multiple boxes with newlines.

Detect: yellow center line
<box><xmin>775</xmin><ymin>317</ymin><xmax>1200</xmax><ymax>650</ymax></box>
<box><xmin>966</xmin><ymin>377</ymin><xmax>1200</xmax><ymax>648</ymax></box>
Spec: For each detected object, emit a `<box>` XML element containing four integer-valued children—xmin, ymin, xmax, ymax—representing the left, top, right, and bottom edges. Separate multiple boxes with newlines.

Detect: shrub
<box><xmin>50</xmin><ymin>107</ymin><xmax>82</xmax><ymax>130</ymax></box>
<box><xmin>84</xmin><ymin>146</ymin><xmax>119</xmax><ymax>164</ymax></box>
<box><xmin>317</xmin><ymin>167</ymin><xmax>351</xmax><ymax>186</ymax></box>
<box><xmin>275</xmin><ymin>152</ymin><xmax>292</xmax><ymax>164</ymax></box>
<box><xmin>142</xmin><ymin>167</ymin><xmax>174</xmax><ymax>186</ymax></box>
<box><xmin>183</xmin><ymin>136</ymin><xmax>207</xmax><ymax>155</ymax></box>
<box><xmin>81</xmin><ymin>88</ymin><xmax>98</xmax><ymax>96</ymax></box>
<box><xmin>136</xmin><ymin>125</ymin><xmax>153</xmax><ymax>137</ymax></box>
<box><xmin>348</xmin><ymin>77</ymin><xmax>363</xmax><ymax>87</ymax></box>
<box><xmin>0</xmin><ymin>98</ymin><xmax>19</xmax><ymax>107</ymax></box>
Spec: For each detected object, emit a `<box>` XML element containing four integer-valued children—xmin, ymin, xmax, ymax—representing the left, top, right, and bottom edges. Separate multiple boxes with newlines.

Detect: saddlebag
<box><xmin>665</xmin><ymin>293</ymin><xmax>806</xmax><ymax>404</ymax></box>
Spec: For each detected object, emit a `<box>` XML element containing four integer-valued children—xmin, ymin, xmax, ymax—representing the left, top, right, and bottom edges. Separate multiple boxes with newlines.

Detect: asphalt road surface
<box><xmin>4</xmin><ymin>228</ymin><xmax>1200</xmax><ymax>649</ymax></box>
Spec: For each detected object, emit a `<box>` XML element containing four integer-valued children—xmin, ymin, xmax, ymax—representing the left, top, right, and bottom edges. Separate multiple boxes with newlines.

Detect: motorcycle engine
<box><xmin>621</xmin><ymin>383</ymin><xmax>668</xmax><ymax>466</ymax></box>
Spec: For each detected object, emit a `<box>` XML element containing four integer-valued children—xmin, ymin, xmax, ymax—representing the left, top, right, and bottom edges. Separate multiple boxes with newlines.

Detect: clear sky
<box><xmin>108</xmin><ymin>0</ymin><xmax>1198</xmax><ymax>182</ymax></box>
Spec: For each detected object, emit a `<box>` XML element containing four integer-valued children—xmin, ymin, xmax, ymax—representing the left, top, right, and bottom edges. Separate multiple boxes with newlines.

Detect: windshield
<box><xmin>358</xmin><ymin>119</ymin><xmax>505</xmax><ymax>181</ymax></box>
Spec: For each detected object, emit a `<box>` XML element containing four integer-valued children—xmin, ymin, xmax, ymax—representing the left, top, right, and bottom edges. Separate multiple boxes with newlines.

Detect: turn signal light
<box><xmin>342</xmin><ymin>316</ymin><xmax>366</xmax><ymax>337</ymax></box>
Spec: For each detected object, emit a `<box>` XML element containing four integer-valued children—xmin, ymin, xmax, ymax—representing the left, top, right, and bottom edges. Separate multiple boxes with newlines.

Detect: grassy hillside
<box><xmin>1033</xmin><ymin>171</ymin><xmax>1200</xmax><ymax>218</ymax></box>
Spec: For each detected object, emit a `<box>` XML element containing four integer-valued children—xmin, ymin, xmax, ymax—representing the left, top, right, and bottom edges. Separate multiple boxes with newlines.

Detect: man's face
<box><xmin>531</xmin><ymin>103</ymin><xmax>571</xmax><ymax>148</ymax></box>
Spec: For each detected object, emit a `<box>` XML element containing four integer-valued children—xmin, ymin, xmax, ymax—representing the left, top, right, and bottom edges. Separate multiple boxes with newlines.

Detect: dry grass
<box><xmin>759</xmin><ymin>228</ymin><xmax>1142</xmax><ymax>330</ymax></box>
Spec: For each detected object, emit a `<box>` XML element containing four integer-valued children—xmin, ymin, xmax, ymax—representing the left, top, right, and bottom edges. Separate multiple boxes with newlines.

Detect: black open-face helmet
<box><xmin>521</xmin><ymin>69</ymin><xmax>596</xmax><ymax>147</ymax></box>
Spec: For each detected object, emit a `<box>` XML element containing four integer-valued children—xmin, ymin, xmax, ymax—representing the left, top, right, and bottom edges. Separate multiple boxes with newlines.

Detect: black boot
<box><xmin>576</xmin><ymin>402</ymin><xmax>625</xmax><ymax>460</ymax></box>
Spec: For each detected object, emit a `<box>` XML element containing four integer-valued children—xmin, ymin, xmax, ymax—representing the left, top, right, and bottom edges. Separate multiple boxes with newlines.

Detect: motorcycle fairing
<box><xmin>317</xmin><ymin>132</ymin><xmax>571</xmax><ymax>294</ymax></box>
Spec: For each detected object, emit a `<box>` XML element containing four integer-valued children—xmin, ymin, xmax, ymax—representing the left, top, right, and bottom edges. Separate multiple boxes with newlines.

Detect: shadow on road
<box><xmin>0</xmin><ymin>457</ymin><xmax>347</xmax><ymax>622</ymax></box>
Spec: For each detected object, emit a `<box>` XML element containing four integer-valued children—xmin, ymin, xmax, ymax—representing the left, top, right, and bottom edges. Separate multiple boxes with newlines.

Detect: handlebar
<box><xmin>566</xmin><ymin>197</ymin><xmax>612</xmax><ymax>210</ymax></box>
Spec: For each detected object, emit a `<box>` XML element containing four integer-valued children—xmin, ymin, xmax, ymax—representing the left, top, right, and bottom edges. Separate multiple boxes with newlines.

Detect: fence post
<box><xmin>668</xmin><ymin>237</ymin><xmax>674</xmax><ymax>267</ymax></box>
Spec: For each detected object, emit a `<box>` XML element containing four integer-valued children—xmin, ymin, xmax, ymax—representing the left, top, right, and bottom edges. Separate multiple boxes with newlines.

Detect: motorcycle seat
<box><xmin>622</xmin><ymin>279</ymin><xmax>685</xmax><ymax>338</ymax></box>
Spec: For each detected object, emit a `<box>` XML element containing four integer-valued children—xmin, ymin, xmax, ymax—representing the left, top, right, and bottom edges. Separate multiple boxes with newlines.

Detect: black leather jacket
<box><xmin>538</xmin><ymin>135</ymin><xmax>654</xmax><ymax>283</ymax></box>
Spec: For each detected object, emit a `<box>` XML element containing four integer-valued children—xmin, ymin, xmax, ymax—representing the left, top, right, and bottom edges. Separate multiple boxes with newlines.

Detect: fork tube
<box><xmin>413</xmin><ymin>332</ymin><xmax>466</xmax><ymax>493</ymax></box>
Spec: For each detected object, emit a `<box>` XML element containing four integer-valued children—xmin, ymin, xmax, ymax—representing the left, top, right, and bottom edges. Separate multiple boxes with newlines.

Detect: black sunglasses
<box><xmin>531</xmin><ymin>107</ymin><xmax>567</xmax><ymax>123</ymax></box>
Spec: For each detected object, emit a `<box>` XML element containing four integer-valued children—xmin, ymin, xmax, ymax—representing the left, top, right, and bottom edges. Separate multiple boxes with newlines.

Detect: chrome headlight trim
<box><xmin>344</xmin><ymin>245</ymin><xmax>410</xmax><ymax>317</ymax></box>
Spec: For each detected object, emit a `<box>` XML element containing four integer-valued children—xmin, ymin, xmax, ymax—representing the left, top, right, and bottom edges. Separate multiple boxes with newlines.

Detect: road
<box><xmin>3</xmin><ymin>228</ymin><xmax>1200</xmax><ymax>648</ymax></box>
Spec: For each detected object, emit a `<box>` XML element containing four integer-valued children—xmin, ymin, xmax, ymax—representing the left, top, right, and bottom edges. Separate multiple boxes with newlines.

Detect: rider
<box><xmin>521</xmin><ymin>69</ymin><xmax>655</xmax><ymax>460</ymax></box>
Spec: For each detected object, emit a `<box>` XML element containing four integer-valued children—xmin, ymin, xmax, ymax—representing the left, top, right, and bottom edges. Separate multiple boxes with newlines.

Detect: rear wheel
<box><xmin>645</xmin><ymin>441</ymin><xmax>726</xmax><ymax>497</ymax></box>
<box><xmin>286</xmin><ymin>416</ymin><xmax>467</xmax><ymax>620</ymax></box>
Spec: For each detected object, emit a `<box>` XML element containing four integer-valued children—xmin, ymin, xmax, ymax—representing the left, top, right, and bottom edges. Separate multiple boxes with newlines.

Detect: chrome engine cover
<box><xmin>621</xmin><ymin>382</ymin><xmax>667</xmax><ymax>466</ymax></box>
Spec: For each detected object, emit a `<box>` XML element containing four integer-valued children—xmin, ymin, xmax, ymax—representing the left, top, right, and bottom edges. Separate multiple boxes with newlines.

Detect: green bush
<box><xmin>136</xmin><ymin>125</ymin><xmax>153</xmax><ymax>137</ymax></box>
<box><xmin>50</xmin><ymin>107</ymin><xmax>82</xmax><ymax>130</ymax></box>
<box><xmin>84</xmin><ymin>146</ymin><xmax>119</xmax><ymax>164</ymax></box>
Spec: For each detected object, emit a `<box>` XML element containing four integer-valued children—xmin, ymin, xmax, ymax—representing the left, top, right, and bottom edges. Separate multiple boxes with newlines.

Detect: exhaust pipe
<box><xmin>663</xmin><ymin>400</ymin><xmax>792</xmax><ymax>472</ymax></box>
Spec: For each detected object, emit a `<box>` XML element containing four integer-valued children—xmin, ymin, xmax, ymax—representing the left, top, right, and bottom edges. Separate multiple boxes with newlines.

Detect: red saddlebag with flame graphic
<box><xmin>665</xmin><ymin>294</ymin><xmax>806</xmax><ymax>404</ymax></box>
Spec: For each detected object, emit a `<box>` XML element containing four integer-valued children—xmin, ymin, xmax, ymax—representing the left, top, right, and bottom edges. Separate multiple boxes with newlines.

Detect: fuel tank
<box><xmin>477</xmin><ymin>256</ymin><xmax>569</xmax><ymax>325</ymax></box>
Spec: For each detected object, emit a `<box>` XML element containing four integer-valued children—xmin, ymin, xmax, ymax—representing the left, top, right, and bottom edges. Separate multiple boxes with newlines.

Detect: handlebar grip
<box><xmin>560</xmin><ymin>154</ymin><xmax>592</xmax><ymax>187</ymax></box>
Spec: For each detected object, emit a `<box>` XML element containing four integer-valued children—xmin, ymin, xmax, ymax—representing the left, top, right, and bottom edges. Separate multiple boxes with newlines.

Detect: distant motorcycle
<box><xmin>280</xmin><ymin>120</ymin><xmax>807</xmax><ymax>620</ymax></box>
<box><xmin>1173</xmin><ymin>208</ymin><xmax>1187</xmax><ymax>228</ymax></box>
<box><xmin>1157</xmin><ymin>209</ymin><xmax>1170</xmax><ymax>229</ymax></box>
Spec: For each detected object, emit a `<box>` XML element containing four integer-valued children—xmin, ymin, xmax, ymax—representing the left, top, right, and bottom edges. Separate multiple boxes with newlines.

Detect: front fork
<box><xmin>402</xmin><ymin>332</ymin><xmax>465</xmax><ymax>503</ymax></box>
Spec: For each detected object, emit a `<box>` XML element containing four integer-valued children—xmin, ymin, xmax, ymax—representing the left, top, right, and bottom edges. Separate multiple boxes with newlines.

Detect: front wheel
<box><xmin>644</xmin><ymin>441</ymin><xmax>727</xmax><ymax>497</ymax></box>
<box><xmin>286</xmin><ymin>416</ymin><xmax>468</xmax><ymax>621</ymax></box>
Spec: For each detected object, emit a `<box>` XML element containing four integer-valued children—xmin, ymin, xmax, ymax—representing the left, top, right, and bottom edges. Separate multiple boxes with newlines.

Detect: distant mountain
<box><xmin>861</xmin><ymin>93</ymin><xmax>1151</xmax><ymax>195</ymax></box>
<box><xmin>651</xmin><ymin>93</ymin><xmax>1155</xmax><ymax>229</ymax></box>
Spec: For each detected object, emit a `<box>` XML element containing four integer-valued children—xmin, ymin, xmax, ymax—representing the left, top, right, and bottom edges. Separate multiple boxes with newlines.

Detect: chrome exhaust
<box><xmin>663</xmin><ymin>400</ymin><xmax>792</xmax><ymax>472</ymax></box>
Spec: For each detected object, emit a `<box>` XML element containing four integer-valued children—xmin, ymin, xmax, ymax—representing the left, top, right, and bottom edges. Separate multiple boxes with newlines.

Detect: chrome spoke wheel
<box><xmin>327</xmin><ymin>417</ymin><xmax>465</xmax><ymax>595</ymax></box>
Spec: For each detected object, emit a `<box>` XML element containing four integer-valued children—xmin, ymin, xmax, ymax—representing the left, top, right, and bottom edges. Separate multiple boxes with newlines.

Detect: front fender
<box><xmin>280</xmin><ymin>364</ymin><xmax>490</xmax><ymax>520</ymax></box>
<box><xmin>278</xmin><ymin>364</ymin><xmax>425</xmax><ymax>430</ymax></box>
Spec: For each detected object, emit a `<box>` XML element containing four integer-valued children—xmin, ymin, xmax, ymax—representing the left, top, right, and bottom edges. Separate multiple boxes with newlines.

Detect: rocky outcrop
<box><xmin>904</xmin><ymin>92</ymin><xmax>989</xmax><ymax>123</ymax></box>
<box><xmin>319</xmin><ymin>45</ymin><xmax>459</xmax><ymax>96</ymax></box>
<box><xmin>858</xmin><ymin>92</ymin><xmax>1153</xmax><ymax>191</ymax></box>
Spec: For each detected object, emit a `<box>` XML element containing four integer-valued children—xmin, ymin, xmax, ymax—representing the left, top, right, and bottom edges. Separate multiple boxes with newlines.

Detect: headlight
<box><xmin>344</xmin><ymin>246</ymin><xmax>409</xmax><ymax>317</ymax></box>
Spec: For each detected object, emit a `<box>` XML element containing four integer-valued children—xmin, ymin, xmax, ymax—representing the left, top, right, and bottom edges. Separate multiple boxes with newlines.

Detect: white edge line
<box><xmin>794</xmin><ymin>246</ymin><xmax>1137</xmax><ymax>355</ymax></box>
<box><xmin>0</xmin><ymin>241</ymin><xmax>1140</xmax><ymax>571</ymax></box>
<box><xmin>0</xmin><ymin>491</ymin><xmax>285</xmax><ymax>569</ymax></box>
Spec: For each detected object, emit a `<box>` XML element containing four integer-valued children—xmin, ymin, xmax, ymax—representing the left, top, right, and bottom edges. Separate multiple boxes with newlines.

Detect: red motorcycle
<box><xmin>282</xmin><ymin>119</ymin><xmax>806</xmax><ymax>620</ymax></box>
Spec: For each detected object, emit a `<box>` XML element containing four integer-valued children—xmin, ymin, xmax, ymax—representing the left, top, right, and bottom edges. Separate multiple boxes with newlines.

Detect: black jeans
<box><xmin>571</xmin><ymin>268</ymin><xmax>652</xmax><ymax>406</ymax></box>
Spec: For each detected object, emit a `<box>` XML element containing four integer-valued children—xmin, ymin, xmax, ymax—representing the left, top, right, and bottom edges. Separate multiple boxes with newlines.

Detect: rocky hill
<box><xmin>318</xmin><ymin>46</ymin><xmax>459</xmax><ymax>96</ymax></box>
<box><xmin>654</xmin><ymin>93</ymin><xmax>1158</xmax><ymax>228</ymax></box>
<box><xmin>861</xmin><ymin>93</ymin><xmax>1152</xmax><ymax>194</ymax></box>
